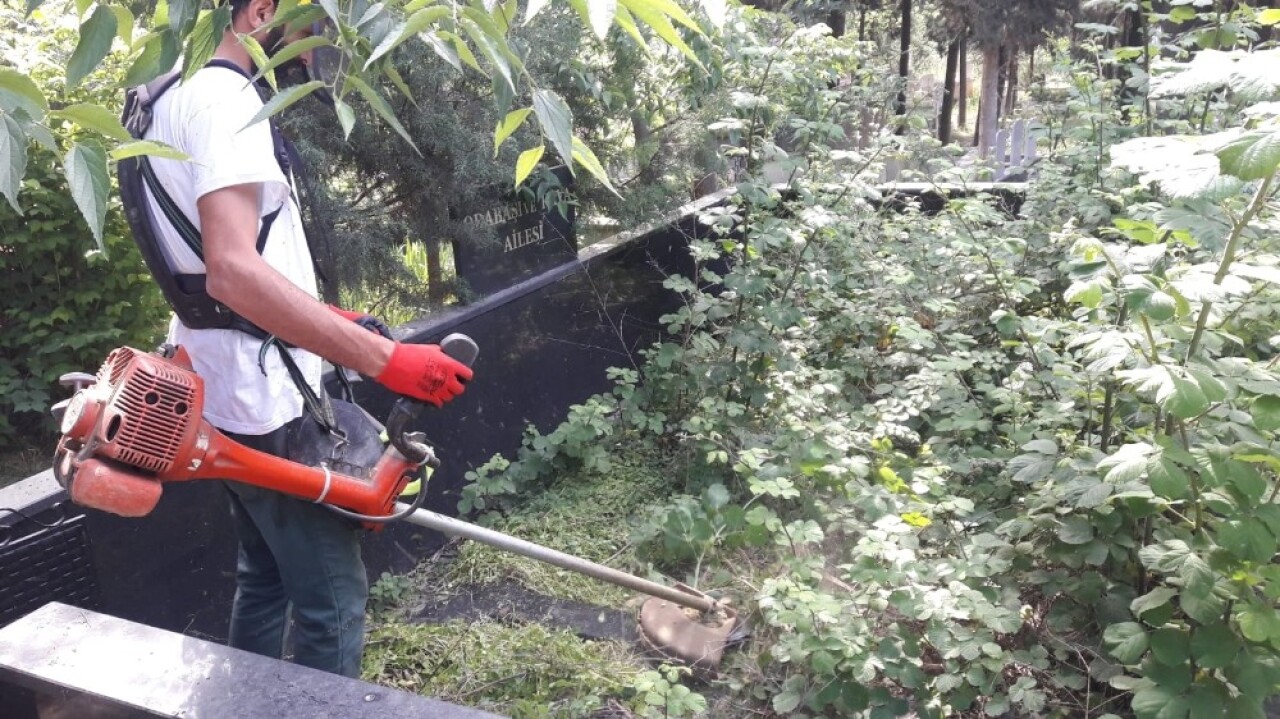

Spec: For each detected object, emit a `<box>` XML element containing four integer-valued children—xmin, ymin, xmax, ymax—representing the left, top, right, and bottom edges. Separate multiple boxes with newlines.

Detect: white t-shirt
<box><xmin>144</xmin><ymin>64</ymin><xmax>322</xmax><ymax>435</ymax></box>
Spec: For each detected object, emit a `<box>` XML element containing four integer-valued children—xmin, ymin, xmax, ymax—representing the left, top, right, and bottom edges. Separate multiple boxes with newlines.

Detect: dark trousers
<box><xmin>221</xmin><ymin>424</ymin><xmax>368</xmax><ymax>678</ymax></box>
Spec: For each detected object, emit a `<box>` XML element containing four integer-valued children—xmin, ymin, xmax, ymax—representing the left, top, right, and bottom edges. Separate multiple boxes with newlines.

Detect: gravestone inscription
<box><xmin>452</xmin><ymin>167</ymin><xmax>576</xmax><ymax>297</ymax></box>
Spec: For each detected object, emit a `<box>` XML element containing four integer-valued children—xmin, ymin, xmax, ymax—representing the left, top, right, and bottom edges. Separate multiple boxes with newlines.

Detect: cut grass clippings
<box><xmin>433</xmin><ymin>449</ymin><xmax>673</xmax><ymax>607</ymax></box>
<box><xmin>362</xmin><ymin>620</ymin><xmax>645</xmax><ymax>718</ymax></box>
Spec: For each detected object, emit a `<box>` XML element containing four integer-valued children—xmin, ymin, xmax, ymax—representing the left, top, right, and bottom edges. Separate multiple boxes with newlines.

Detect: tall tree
<box><xmin>939</xmin><ymin>38</ymin><xmax>960</xmax><ymax>144</ymax></box>
<box><xmin>895</xmin><ymin>0</ymin><xmax>912</xmax><ymax>124</ymax></box>
<box><xmin>958</xmin><ymin>34</ymin><xmax>969</xmax><ymax>129</ymax></box>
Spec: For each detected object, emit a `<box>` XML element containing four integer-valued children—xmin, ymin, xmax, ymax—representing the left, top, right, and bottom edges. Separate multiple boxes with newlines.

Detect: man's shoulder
<box><xmin>171</xmin><ymin>65</ymin><xmax>264</xmax><ymax>115</ymax></box>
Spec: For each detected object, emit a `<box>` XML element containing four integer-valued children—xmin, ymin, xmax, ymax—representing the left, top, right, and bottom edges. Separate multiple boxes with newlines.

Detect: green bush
<box><xmin>0</xmin><ymin>150</ymin><xmax>167</xmax><ymax>449</ymax></box>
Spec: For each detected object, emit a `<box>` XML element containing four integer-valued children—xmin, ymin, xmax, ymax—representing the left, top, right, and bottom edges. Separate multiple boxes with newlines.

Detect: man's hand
<box><xmin>328</xmin><ymin>305</ymin><xmax>392</xmax><ymax>339</ymax></box>
<box><xmin>375</xmin><ymin>343</ymin><xmax>473</xmax><ymax>407</ymax></box>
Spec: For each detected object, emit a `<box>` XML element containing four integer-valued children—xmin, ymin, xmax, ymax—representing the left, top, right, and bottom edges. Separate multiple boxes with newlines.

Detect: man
<box><xmin>139</xmin><ymin>0</ymin><xmax>472</xmax><ymax>677</ymax></box>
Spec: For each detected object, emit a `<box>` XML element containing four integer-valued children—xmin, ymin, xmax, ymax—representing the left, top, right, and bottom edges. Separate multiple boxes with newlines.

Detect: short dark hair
<box><xmin>229</xmin><ymin>0</ymin><xmax>275</xmax><ymax>17</ymax></box>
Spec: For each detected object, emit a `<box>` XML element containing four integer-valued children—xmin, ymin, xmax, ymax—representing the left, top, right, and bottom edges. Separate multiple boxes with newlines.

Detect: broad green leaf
<box><xmin>14</xmin><ymin>113</ymin><xmax>57</xmax><ymax>152</ymax></box>
<box><xmin>242</xmin><ymin>80</ymin><xmax>326</xmax><ymax>130</ymax></box>
<box><xmin>492</xmin><ymin>0</ymin><xmax>520</xmax><ymax>34</ymax></box>
<box><xmin>365</xmin><ymin>6</ymin><xmax>450</xmax><ymax>68</ymax></box>
<box><xmin>250</xmin><ymin>36</ymin><xmax>332</xmax><ymax>85</ymax></box>
<box><xmin>532</xmin><ymin>89</ymin><xmax>573</xmax><ymax>167</ymax></box>
<box><xmin>1253</xmin><ymin>394</ymin><xmax>1280</xmax><ymax>432</ymax></box>
<box><xmin>51</xmin><ymin>103</ymin><xmax>131</xmax><ymax>141</ymax></box>
<box><xmin>356</xmin><ymin>1</ymin><xmax>387</xmax><ymax>26</ymax></box>
<box><xmin>1100</xmin><ymin>443</ymin><xmax>1154</xmax><ymax>483</ymax></box>
<box><xmin>632</xmin><ymin>0</ymin><xmax>702</xmax><ymax>33</ymax></box>
<box><xmin>440</xmin><ymin>30</ymin><xmax>483</xmax><ymax>73</ymax></box>
<box><xmin>1104</xmin><ymin>622</ymin><xmax>1149</xmax><ymax>664</ymax></box>
<box><xmin>74</xmin><ymin>0</ymin><xmax>92</xmax><ymax>20</ymax></box>
<box><xmin>257</xmin><ymin>3</ymin><xmax>328</xmax><ymax>36</ymax></box>
<box><xmin>1186</xmin><ymin>685</ymin><xmax>1225</xmax><ymax>719</ymax></box>
<box><xmin>0</xmin><ymin>115</ymin><xmax>28</xmax><ymax>213</ymax></box>
<box><xmin>182</xmin><ymin>5</ymin><xmax>232</xmax><ymax>81</ymax></box>
<box><xmin>169</xmin><ymin>0</ymin><xmax>199</xmax><ymax>34</ymax></box>
<box><xmin>1132</xmin><ymin>684</ymin><xmax>1187</xmax><ymax>719</ymax></box>
<box><xmin>1186</xmin><ymin>367</ymin><xmax>1228</xmax><ymax>403</ymax></box>
<box><xmin>1058</xmin><ymin>516</ymin><xmax>1094</xmax><ymax>545</ymax></box>
<box><xmin>1142</xmin><ymin>291</ymin><xmax>1178</xmax><ymax>321</ymax></box>
<box><xmin>586</xmin><ymin>0</ymin><xmax>618</xmax><ymax>39</ymax></box>
<box><xmin>1236</xmin><ymin>603</ymin><xmax>1280</xmax><ymax>643</ymax></box>
<box><xmin>494</xmin><ymin>108</ymin><xmax>532</xmax><ymax>155</ymax></box>
<box><xmin>1167</xmin><ymin>374</ymin><xmax>1210</xmax><ymax>419</ymax></box>
<box><xmin>461</xmin><ymin>17</ymin><xmax>516</xmax><ymax>93</ymax></box>
<box><xmin>0</xmin><ymin>68</ymin><xmax>48</xmax><ymax>119</ymax></box>
<box><xmin>384</xmin><ymin>65</ymin><xmax>417</xmax><ymax>107</ymax></box>
<box><xmin>1217</xmin><ymin>130</ymin><xmax>1280</xmax><ymax>181</ymax></box>
<box><xmin>422</xmin><ymin>31</ymin><xmax>463</xmax><ymax>71</ymax></box>
<box><xmin>619</xmin><ymin>0</ymin><xmax>700</xmax><ymax>65</ymax></box>
<box><xmin>346</xmin><ymin>75</ymin><xmax>420</xmax><ymax>153</ymax></box>
<box><xmin>108</xmin><ymin>140</ymin><xmax>189</xmax><ymax>161</ymax></box>
<box><xmin>122</xmin><ymin>30</ymin><xmax>181</xmax><ymax>86</ymax></box>
<box><xmin>1151</xmin><ymin>628</ymin><xmax>1191</xmax><ymax>665</ymax></box>
<box><xmin>1261</xmin><ymin>8</ymin><xmax>1280</xmax><ymax>25</ymax></box>
<box><xmin>317</xmin><ymin>0</ymin><xmax>342</xmax><ymax>25</ymax></box>
<box><xmin>111</xmin><ymin>5</ymin><xmax>135</xmax><ymax>48</ymax></box>
<box><xmin>333</xmin><ymin>98</ymin><xmax>355</xmax><ymax>140</ymax></box>
<box><xmin>1190</xmin><ymin>623</ymin><xmax>1240</xmax><ymax>669</ymax></box>
<box><xmin>1149</xmin><ymin>451</ymin><xmax>1189</xmax><ymax>500</ymax></box>
<box><xmin>1182</xmin><ymin>586</ymin><xmax>1227</xmax><ymax>625</ymax></box>
<box><xmin>571</xmin><ymin>135</ymin><xmax>618</xmax><ymax>195</ymax></box>
<box><xmin>1218</xmin><ymin>519</ymin><xmax>1276</xmax><ymax>563</ymax></box>
<box><xmin>612</xmin><ymin>4</ymin><xmax>648</xmax><ymax>47</ymax></box>
<box><xmin>1132</xmin><ymin>587</ymin><xmax>1178</xmax><ymax>618</ymax></box>
<box><xmin>67</xmin><ymin>6</ymin><xmax>119</xmax><ymax>89</ymax></box>
<box><xmin>239</xmin><ymin>34</ymin><xmax>276</xmax><ymax>91</ymax></box>
<box><xmin>24</xmin><ymin>0</ymin><xmax>43</xmax><ymax>16</ymax></box>
<box><xmin>514</xmin><ymin>145</ymin><xmax>544</xmax><ymax>187</ymax></box>
<box><xmin>1179</xmin><ymin>553</ymin><xmax>1216</xmax><ymax>597</ymax></box>
<box><xmin>1170</xmin><ymin>5</ymin><xmax>1197</xmax><ymax>23</ymax></box>
<box><xmin>64</xmin><ymin>141</ymin><xmax>110</xmax><ymax>248</ymax></box>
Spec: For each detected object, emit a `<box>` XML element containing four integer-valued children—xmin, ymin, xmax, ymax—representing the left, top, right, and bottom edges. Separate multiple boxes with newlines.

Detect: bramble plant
<box><xmin>453</xmin><ymin>5</ymin><xmax>1280</xmax><ymax>718</ymax></box>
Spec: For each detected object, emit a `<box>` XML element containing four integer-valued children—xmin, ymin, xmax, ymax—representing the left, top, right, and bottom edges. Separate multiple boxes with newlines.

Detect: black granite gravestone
<box><xmin>0</xmin><ymin>602</ymin><xmax>504</xmax><ymax>719</ymax></box>
<box><xmin>451</xmin><ymin>167</ymin><xmax>576</xmax><ymax>297</ymax></box>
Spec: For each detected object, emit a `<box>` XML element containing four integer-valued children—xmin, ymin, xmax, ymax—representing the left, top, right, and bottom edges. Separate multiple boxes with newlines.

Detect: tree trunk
<box><xmin>958</xmin><ymin>34</ymin><xmax>968</xmax><ymax>130</ymax></box>
<box><xmin>1004</xmin><ymin>45</ymin><xmax>1018</xmax><ymax>116</ymax></box>
<box><xmin>427</xmin><ymin>239</ymin><xmax>445</xmax><ymax>302</ymax></box>
<box><xmin>895</xmin><ymin>0</ymin><xmax>912</xmax><ymax>126</ymax></box>
<box><xmin>978</xmin><ymin>46</ymin><xmax>1000</xmax><ymax>158</ymax></box>
<box><xmin>858</xmin><ymin>6</ymin><xmax>866</xmax><ymax>42</ymax></box>
<box><xmin>995</xmin><ymin>44</ymin><xmax>1007</xmax><ymax>123</ymax></box>
<box><xmin>939</xmin><ymin>39</ymin><xmax>960</xmax><ymax>144</ymax></box>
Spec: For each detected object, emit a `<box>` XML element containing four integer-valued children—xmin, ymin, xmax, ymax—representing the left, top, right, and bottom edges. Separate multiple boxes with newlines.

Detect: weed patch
<box><xmin>362</xmin><ymin>620</ymin><xmax>646</xmax><ymax>718</ymax></box>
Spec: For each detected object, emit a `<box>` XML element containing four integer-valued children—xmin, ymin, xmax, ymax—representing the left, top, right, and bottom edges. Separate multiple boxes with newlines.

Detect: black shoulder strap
<box><xmin>133</xmin><ymin>60</ymin><xmax>285</xmax><ymax>262</ymax></box>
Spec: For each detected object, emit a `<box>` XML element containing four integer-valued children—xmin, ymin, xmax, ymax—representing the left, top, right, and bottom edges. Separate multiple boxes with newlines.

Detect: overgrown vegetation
<box><xmin>428</xmin><ymin>5</ymin><xmax>1280</xmax><ymax>719</ymax></box>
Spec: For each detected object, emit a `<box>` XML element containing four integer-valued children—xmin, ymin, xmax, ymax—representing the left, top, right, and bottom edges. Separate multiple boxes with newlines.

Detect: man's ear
<box><xmin>247</xmin><ymin>0</ymin><xmax>277</xmax><ymax>30</ymax></box>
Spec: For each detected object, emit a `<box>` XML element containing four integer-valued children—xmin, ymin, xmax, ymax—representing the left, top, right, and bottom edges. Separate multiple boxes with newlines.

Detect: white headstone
<box><xmin>1010</xmin><ymin>120</ymin><xmax>1026</xmax><ymax>167</ymax></box>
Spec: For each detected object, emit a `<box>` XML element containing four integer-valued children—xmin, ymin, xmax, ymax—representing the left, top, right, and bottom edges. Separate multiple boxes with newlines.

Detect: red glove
<box><xmin>375</xmin><ymin>342</ymin><xmax>473</xmax><ymax>407</ymax></box>
<box><xmin>328</xmin><ymin>304</ymin><xmax>392</xmax><ymax>339</ymax></box>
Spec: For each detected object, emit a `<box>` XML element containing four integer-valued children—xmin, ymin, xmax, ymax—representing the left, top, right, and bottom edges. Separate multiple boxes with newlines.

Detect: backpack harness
<box><xmin>118</xmin><ymin>59</ymin><xmax>342</xmax><ymax>430</ymax></box>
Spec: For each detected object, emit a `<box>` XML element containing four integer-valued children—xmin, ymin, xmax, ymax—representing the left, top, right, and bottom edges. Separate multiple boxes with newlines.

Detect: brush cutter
<box><xmin>51</xmin><ymin>335</ymin><xmax>737</xmax><ymax>670</ymax></box>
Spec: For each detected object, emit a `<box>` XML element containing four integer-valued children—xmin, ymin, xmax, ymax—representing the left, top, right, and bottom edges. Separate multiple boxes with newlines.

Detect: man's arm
<box><xmin>199</xmin><ymin>183</ymin><xmax>393</xmax><ymax>377</ymax></box>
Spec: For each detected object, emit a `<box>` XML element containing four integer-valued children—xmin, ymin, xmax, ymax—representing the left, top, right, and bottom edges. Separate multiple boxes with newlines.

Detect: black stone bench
<box><xmin>0</xmin><ymin>602</ymin><xmax>503</xmax><ymax>719</ymax></box>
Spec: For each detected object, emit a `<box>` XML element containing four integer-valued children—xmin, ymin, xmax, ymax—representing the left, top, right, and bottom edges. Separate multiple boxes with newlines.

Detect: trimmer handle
<box><xmin>386</xmin><ymin>333</ymin><xmax>478</xmax><ymax>462</ymax></box>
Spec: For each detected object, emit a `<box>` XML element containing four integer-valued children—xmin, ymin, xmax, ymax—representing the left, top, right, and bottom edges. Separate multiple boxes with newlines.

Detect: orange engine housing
<box><xmin>54</xmin><ymin>347</ymin><xmax>419</xmax><ymax>526</ymax></box>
